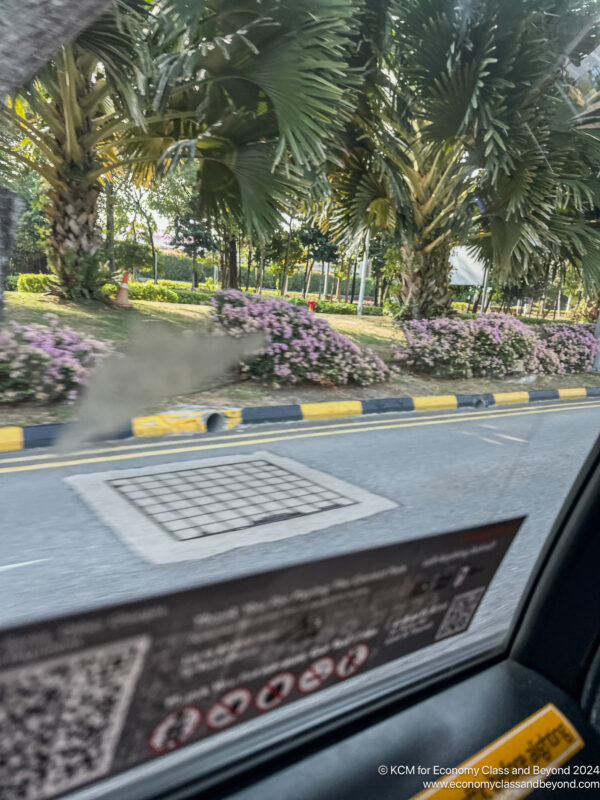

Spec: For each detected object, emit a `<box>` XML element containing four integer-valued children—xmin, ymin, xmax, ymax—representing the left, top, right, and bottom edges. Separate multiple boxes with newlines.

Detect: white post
<box><xmin>357</xmin><ymin>230</ymin><xmax>371</xmax><ymax>316</ymax></box>
<box><xmin>479</xmin><ymin>265</ymin><xmax>489</xmax><ymax>315</ymax></box>
<box><xmin>323</xmin><ymin>262</ymin><xmax>330</xmax><ymax>298</ymax></box>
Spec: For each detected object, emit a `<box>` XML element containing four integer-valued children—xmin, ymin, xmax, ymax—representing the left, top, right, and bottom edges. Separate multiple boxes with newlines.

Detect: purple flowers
<box><xmin>212</xmin><ymin>291</ymin><xmax>389</xmax><ymax>386</ymax></box>
<box><xmin>0</xmin><ymin>315</ymin><xmax>110</xmax><ymax>404</ymax></box>
<box><xmin>395</xmin><ymin>314</ymin><xmax>599</xmax><ymax>377</ymax></box>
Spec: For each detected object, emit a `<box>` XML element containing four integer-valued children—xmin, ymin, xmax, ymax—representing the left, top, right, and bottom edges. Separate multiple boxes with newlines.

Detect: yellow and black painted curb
<box><xmin>1</xmin><ymin>387</ymin><xmax>598</xmax><ymax>452</ymax></box>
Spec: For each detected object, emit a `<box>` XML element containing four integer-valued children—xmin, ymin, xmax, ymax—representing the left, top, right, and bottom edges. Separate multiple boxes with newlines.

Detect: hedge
<box><xmin>17</xmin><ymin>273</ymin><xmax>52</xmax><ymax>293</ymax></box>
<box><xmin>173</xmin><ymin>289</ymin><xmax>214</xmax><ymax>305</ymax></box>
<box><xmin>288</xmin><ymin>297</ymin><xmax>383</xmax><ymax>315</ymax></box>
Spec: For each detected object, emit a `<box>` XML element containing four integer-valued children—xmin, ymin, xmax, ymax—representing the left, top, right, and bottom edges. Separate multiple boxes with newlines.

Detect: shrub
<box><xmin>104</xmin><ymin>281</ymin><xmax>177</xmax><ymax>302</ymax></box>
<box><xmin>535</xmin><ymin>322</ymin><xmax>599</xmax><ymax>373</ymax></box>
<box><xmin>395</xmin><ymin>318</ymin><xmax>477</xmax><ymax>378</ymax></box>
<box><xmin>395</xmin><ymin>313</ymin><xmax>599</xmax><ymax>377</ymax></box>
<box><xmin>158</xmin><ymin>279</ymin><xmax>194</xmax><ymax>290</ymax></box>
<box><xmin>173</xmin><ymin>289</ymin><xmax>214</xmax><ymax>305</ymax></box>
<box><xmin>0</xmin><ymin>315</ymin><xmax>110</xmax><ymax>403</ymax></box>
<box><xmin>470</xmin><ymin>314</ymin><xmax>539</xmax><ymax>377</ymax></box>
<box><xmin>17</xmin><ymin>273</ymin><xmax>51</xmax><ymax>293</ymax></box>
<box><xmin>287</xmin><ymin>297</ymin><xmax>383</xmax><ymax>316</ymax></box>
<box><xmin>5</xmin><ymin>275</ymin><xmax>19</xmax><ymax>291</ymax></box>
<box><xmin>212</xmin><ymin>290</ymin><xmax>389</xmax><ymax>386</ymax></box>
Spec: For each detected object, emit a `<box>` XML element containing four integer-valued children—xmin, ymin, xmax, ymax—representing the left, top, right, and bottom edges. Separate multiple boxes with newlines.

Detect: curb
<box><xmin>1</xmin><ymin>387</ymin><xmax>599</xmax><ymax>453</ymax></box>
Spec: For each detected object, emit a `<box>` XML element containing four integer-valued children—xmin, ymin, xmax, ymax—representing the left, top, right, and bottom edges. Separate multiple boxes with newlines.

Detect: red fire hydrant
<box><xmin>307</xmin><ymin>300</ymin><xmax>318</xmax><ymax>313</ymax></box>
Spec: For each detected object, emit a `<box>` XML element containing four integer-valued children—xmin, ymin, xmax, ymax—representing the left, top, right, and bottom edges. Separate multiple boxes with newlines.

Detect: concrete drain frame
<box><xmin>67</xmin><ymin>451</ymin><xmax>397</xmax><ymax>564</ymax></box>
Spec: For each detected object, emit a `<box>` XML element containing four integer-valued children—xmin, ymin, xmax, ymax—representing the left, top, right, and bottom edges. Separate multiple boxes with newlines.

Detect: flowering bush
<box><xmin>0</xmin><ymin>315</ymin><xmax>110</xmax><ymax>403</ymax></box>
<box><xmin>535</xmin><ymin>322</ymin><xmax>599</xmax><ymax>374</ymax></box>
<box><xmin>395</xmin><ymin>314</ymin><xmax>598</xmax><ymax>377</ymax></box>
<box><xmin>212</xmin><ymin>290</ymin><xmax>388</xmax><ymax>385</ymax></box>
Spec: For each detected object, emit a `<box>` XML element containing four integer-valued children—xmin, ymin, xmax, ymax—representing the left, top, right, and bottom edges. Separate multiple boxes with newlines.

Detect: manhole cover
<box><xmin>67</xmin><ymin>452</ymin><xmax>396</xmax><ymax>563</ymax></box>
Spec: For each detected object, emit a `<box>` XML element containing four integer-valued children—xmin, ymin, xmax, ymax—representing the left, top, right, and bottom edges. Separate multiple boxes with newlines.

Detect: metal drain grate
<box><xmin>67</xmin><ymin>452</ymin><xmax>397</xmax><ymax>564</ymax></box>
<box><xmin>108</xmin><ymin>459</ymin><xmax>357</xmax><ymax>540</ymax></box>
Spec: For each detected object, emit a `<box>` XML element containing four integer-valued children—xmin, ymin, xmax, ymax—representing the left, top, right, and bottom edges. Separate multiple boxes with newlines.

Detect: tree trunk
<box><xmin>483</xmin><ymin>288</ymin><xmax>493</xmax><ymax>313</ymax></box>
<box><xmin>302</xmin><ymin>258</ymin><xmax>315</xmax><ymax>298</ymax></box>
<box><xmin>258</xmin><ymin>247</ymin><xmax>265</xmax><ymax>294</ymax></box>
<box><xmin>336</xmin><ymin>275</ymin><xmax>341</xmax><ymax>301</ymax></box>
<box><xmin>192</xmin><ymin>254</ymin><xmax>198</xmax><ymax>289</ymax></box>
<box><xmin>144</xmin><ymin>217</ymin><xmax>157</xmax><ymax>285</ymax></box>
<box><xmin>399</xmin><ymin>247</ymin><xmax>453</xmax><ymax>319</ymax></box>
<box><xmin>350</xmin><ymin>255</ymin><xmax>358</xmax><ymax>303</ymax></box>
<box><xmin>374</xmin><ymin>275</ymin><xmax>380</xmax><ymax>307</ymax></box>
<box><xmin>0</xmin><ymin>187</ymin><xmax>24</xmax><ymax>321</ymax></box>
<box><xmin>47</xmin><ymin>178</ymin><xmax>102</xmax><ymax>298</ymax></box>
<box><xmin>245</xmin><ymin>244</ymin><xmax>252</xmax><ymax>291</ymax></box>
<box><xmin>221</xmin><ymin>233</ymin><xmax>238</xmax><ymax>290</ymax></box>
<box><xmin>280</xmin><ymin>218</ymin><xmax>293</xmax><ymax>296</ymax></box>
<box><xmin>105</xmin><ymin>180</ymin><xmax>115</xmax><ymax>274</ymax></box>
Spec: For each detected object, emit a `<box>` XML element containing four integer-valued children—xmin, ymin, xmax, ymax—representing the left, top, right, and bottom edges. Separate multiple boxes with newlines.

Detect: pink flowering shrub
<box><xmin>535</xmin><ymin>323</ymin><xmax>599</xmax><ymax>374</ymax></box>
<box><xmin>212</xmin><ymin>290</ymin><xmax>388</xmax><ymax>385</ymax></box>
<box><xmin>395</xmin><ymin>314</ymin><xmax>598</xmax><ymax>377</ymax></box>
<box><xmin>0</xmin><ymin>315</ymin><xmax>110</xmax><ymax>403</ymax></box>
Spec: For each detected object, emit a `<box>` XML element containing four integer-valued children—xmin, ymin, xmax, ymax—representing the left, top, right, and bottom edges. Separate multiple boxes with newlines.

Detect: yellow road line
<box><xmin>1</xmin><ymin>400</ymin><xmax>598</xmax><ymax>476</ymax></box>
<box><xmin>0</xmin><ymin>398</ymin><xmax>595</xmax><ymax>466</ymax></box>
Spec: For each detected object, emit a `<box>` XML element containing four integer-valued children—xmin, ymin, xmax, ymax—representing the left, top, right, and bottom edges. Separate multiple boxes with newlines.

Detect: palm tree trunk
<box><xmin>47</xmin><ymin>179</ymin><xmax>102</xmax><ymax>298</ymax></box>
<box><xmin>400</xmin><ymin>248</ymin><xmax>453</xmax><ymax>319</ymax></box>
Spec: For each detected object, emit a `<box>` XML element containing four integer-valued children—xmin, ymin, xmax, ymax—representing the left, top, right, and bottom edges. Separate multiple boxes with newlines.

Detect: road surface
<box><xmin>1</xmin><ymin>397</ymin><xmax>598</xmax><ymax>644</ymax></box>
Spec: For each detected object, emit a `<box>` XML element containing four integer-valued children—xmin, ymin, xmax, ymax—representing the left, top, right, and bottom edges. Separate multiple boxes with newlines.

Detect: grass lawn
<box><xmin>4</xmin><ymin>291</ymin><xmax>213</xmax><ymax>344</ymax></box>
<box><xmin>2</xmin><ymin>291</ymin><xmax>600</xmax><ymax>427</ymax></box>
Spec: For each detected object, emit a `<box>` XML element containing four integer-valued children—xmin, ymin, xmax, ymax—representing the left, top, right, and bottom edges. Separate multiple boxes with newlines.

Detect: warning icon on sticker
<box><xmin>255</xmin><ymin>671</ymin><xmax>295</xmax><ymax>712</ymax></box>
<box><xmin>148</xmin><ymin>706</ymin><xmax>202</xmax><ymax>754</ymax></box>
<box><xmin>335</xmin><ymin>643</ymin><xmax>369</xmax><ymax>679</ymax></box>
<box><xmin>206</xmin><ymin>687</ymin><xmax>252</xmax><ymax>730</ymax></box>
<box><xmin>298</xmin><ymin>657</ymin><xmax>335</xmax><ymax>694</ymax></box>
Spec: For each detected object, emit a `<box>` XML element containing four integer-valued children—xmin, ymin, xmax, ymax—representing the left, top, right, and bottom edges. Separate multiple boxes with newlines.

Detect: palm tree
<box><xmin>327</xmin><ymin>0</ymin><xmax>600</xmax><ymax>317</ymax></box>
<box><xmin>0</xmin><ymin>0</ymin><xmax>147</xmax><ymax>298</ymax></box>
<box><xmin>396</xmin><ymin>0</ymin><xmax>600</xmax><ymax>296</ymax></box>
<box><xmin>131</xmin><ymin>0</ymin><xmax>358</xmax><ymax>289</ymax></box>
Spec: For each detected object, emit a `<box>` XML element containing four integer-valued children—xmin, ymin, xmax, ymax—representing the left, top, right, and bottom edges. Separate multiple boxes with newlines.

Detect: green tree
<box><xmin>397</xmin><ymin>0</ymin><xmax>600</xmax><ymax>298</ymax></box>
<box><xmin>0</xmin><ymin>0</ymin><xmax>147</xmax><ymax>298</ymax></box>
<box><xmin>143</xmin><ymin>0</ymin><xmax>357</xmax><ymax>290</ymax></box>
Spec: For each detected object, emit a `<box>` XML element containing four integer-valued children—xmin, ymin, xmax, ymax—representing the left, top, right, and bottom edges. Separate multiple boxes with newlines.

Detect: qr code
<box><xmin>0</xmin><ymin>636</ymin><xmax>149</xmax><ymax>800</ymax></box>
<box><xmin>435</xmin><ymin>587</ymin><xmax>486</xmax><ymax>641</ymax></box>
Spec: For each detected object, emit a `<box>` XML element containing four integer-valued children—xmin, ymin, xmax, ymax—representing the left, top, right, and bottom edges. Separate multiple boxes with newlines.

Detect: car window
<box><xmin>1</xmin><ymin>2</ymin><xmax>600</xmax><ymax>799</ymax></box>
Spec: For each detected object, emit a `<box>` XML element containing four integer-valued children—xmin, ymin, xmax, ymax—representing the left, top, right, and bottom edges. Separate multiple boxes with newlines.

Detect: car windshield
<box><xmin>1</xmin><ymin>2</ymin><xmax>600</xmax><ymax>799</ymax></box>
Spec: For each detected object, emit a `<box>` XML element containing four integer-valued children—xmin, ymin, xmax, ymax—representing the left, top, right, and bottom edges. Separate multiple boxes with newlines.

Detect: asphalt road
<box><xmin>1</xmin><ymin>398</ymin><xmax>599</xmax><ymax>644</ymax></box>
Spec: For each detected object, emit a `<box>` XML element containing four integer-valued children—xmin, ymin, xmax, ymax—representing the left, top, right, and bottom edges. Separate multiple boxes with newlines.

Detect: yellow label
<box><xmin>411</xmin><ymin>703</ymin><xmax>584</xmax><ymax>800</ymax></box>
